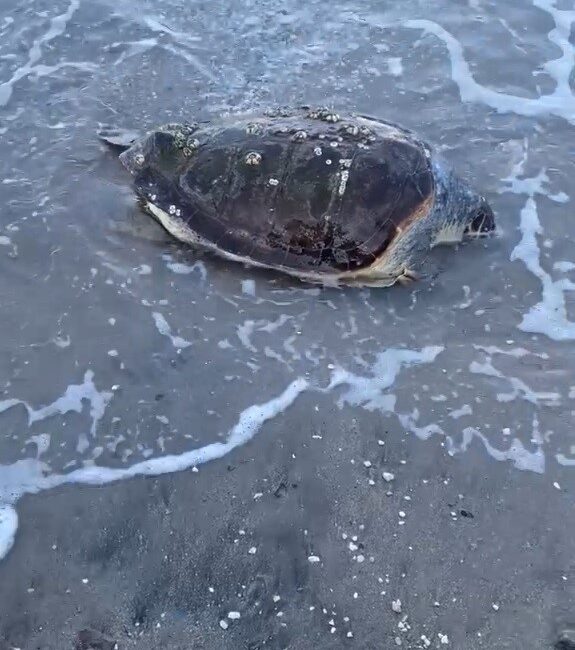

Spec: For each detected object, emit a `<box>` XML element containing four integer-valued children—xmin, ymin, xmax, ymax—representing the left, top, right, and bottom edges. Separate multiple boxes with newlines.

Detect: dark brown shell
<box><xmin>139</xmin><ymin>109</ymin><xmax>435</xmax><ymax>274</ymax></box>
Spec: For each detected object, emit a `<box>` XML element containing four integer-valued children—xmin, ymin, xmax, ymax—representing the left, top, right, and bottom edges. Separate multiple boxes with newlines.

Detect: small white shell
<box><xmin>314</xmin><ymin>147</ymin><xmax>322</xmax><ymax>156</ymax></box>
<box><xmin>168</xmin><ymin>205</ymin><xmax>176</xmax><ymax>215</ymax></box>
<box><xmin>269</xmin><ymin>178</ymin><xmax>279</xmax><ymax>186</ymax></box>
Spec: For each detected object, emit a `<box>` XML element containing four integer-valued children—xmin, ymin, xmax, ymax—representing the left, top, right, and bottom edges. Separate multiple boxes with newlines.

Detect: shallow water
<box><xmin>0</xmin><ymin>0</ymin><xmax>574</xmax><ymax>560</ymax></box>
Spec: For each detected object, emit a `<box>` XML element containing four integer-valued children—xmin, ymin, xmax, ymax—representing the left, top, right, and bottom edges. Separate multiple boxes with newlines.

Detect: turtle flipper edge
<box><xmin>97</xmin><ymin>124</ymin><xmax>142</xmax><ymax>150</ymax></box>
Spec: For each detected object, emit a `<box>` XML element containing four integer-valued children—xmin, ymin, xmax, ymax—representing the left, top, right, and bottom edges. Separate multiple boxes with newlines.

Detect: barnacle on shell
<box><xmin>308</xmin><ymin>107</ymin><xmax>340</xmax><ymax>123</ymax></box>
<box><xmin>341</xmin><ymin>123</ymin><xmax>360</xmax><ymax>136</ymax></box>
<box><xmin>245</xmin><ymin>151</ymin><xmax>262</xmax><ymax>165</ymax></box>
<box><xmin>292</xmin><ymin>130</ymin><xmax>308</xmax><ymax>142</ymax></box>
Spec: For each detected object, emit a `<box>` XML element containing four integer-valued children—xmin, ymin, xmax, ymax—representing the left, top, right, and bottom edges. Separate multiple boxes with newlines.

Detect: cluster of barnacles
<box><xmin>307</xmin><ymin>108</ymin><xmax>377</xmax><ymax>145</ymax></box>
<box><xmin>308</xmin><ymin>107</ymin><xmax>340</xmax><ymax>123</ymax></box>
<box><xmin>159</xmin><ymin>122</ymin><xmax>200</xmax><ymax>157</ymax></box>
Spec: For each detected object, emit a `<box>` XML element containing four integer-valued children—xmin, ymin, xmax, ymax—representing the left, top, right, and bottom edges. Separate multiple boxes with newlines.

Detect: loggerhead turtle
<box><xmin>99</xmin><ymin>107</ymin><xmax>495</xmax><ymax>287</ymax></box>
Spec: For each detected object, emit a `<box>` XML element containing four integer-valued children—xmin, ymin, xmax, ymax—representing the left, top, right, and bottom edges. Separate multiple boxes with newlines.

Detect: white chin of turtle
<box><xmin>145</xmin><ymin>201</ymin><xmax>403</xmax><ymax>287</ymax></box>
<box><xmin>431</xmin><ymin>222</ymin><xmax>466</xmax><ymax>247</ymax></box>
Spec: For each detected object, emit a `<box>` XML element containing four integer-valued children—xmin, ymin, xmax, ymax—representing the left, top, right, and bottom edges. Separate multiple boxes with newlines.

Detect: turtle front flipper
<box><xmin>97</xmin><ymin>124</ymin><xmax>142</xmax><ymax>150</ymax></box>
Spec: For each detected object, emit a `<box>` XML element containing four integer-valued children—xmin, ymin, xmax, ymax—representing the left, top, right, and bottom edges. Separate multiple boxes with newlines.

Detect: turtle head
<box><xmin>119</xmin><ymin>123</ymin><xmax>199</xmax><ymax>176</ymax></box>
<box><xmin>464</xmin><ymin>195</ymin><xmax>496</xmax><ymax>238</ymax></box>
<box><xmin>429</xmin><ymin>160</ymin><xmax>496</xmax><ymax>247</ymax></box>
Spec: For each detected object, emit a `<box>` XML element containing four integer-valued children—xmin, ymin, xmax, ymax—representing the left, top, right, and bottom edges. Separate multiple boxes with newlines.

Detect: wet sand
<box><xmin>2</xmin><ymin>402</ymin><xmax>575</xmax><ymax>649</ymax></box>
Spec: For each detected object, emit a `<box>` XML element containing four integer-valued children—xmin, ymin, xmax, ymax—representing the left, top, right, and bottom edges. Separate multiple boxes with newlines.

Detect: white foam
<box><xmin>236</xmin><ymin>314</ymin><xmax>292</xmax><ymax>352</ymax></box>
<box><xmin>152</xmin><ymin>312</ymin><xmax>193</xmax><ymax>349</ymax></box>
<box><xmin>143</xmin><ymin>16</ymin><xmax>203</xmax><ymax>48</ymax></box>
<box><xmin>402</xmin><ymin>1</ymin><xmax>575</xmax><ymax>124</ymax></box>
<box><xmin>469</xmin><ymin>358</ymin><xmax>560</xmax><ymax>406</ymax></box>
<box><xmin>118</xmin><ymin>13</ymin><xmax>213</xmax><ymax>79</ymax></box>
<box><xmin>399</xmin><ymin>410</ymin><xmax>445</xmax><ymax>442</ymax></box>
<box><xmin>264</xmin><ymin>347</ymin><xmax>289</xmax><ymax>366</ymax></box>
<box><xmin>1</xmin><ymin>332</ymin><xmax>562</xmax><ymax>563</ymax></box>
<box><xmin>449</xmin><ymin>404</ymin><xmax>472</xmax><ymax>419</ymax></box>
<box><xmin>473</xmin><ymin>344</ymin><xmax>548</xmax><ymax>360</ymax></box>
<box><xmin>28</xmin><ymin>434</ymin><xmax>51</xmax><ymax>457</ymax></box>
<box><xmin>554</xmin><ymin>261</ymin><xmax>575</xmax><ymax>273</ymax></box>
<box><xmin>328</xmin><ymin>346</ymin><xmax>444</xmax><ymax>412</ymax></box>
<box><xmin>282</xmin><ymin>336</ymin><xmax>301</xmax><ymax>360</ymax></box>
<box><xmin>454</xmin><ymin>427</ymin><xmax>545</xmax><ymax>473</ymax></box>
<box><xmin>237</xmin><ymin>320</ymin><xmax>257</xmax><ymax>352</ymax></box>
<box><xmin>161</xmin><ymin>44</ymin><xmax>216</xmax><ymax>81</ymax></box>
<box><xmin>112</xmin><ymin>37</ymin><xmax>158</xmax><ymax>66</ymax></box>
<box><xmin>0</xmin><ymin>0</ymin><xmax>96</xmax><ymax>107</ymax></box>
<box><xmin>164</xmin><ymin>257</ymin><xmax>207</xmax><ymax>281</ymax></box>
<box><xmin>386</xmin><ymin>57</ymin><xmax>403</xmax><ymax>77</ymax></box>
<box><xmin>503</xmin><ymin>150</ymin><xmax>575</xmax><ymax>340</ymax></box>
<box><xmin>0</xmin><ymin>377</ymin><xmax>309</xmax><ymax>559</ymax></box>
<box><xmin>0</xmin><ymin>506</ymin><xmax>18</xmax><ymax>560</ymax></box>
<box><xmin>0</xmin><ymin>371</ymin><xmax>112</xmax><ymax>437</ymax></box>
<box><xmin>399</xmin><ymin>410</ymin><xmax>545</xmax><ymax>473</ymax></box>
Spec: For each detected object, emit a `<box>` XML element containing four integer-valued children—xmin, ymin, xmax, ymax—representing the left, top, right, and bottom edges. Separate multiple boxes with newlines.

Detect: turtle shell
<box><xmin>135</xmin><ymin>109</ymin><xmax>435</xmax><ymax>274</ymax></box>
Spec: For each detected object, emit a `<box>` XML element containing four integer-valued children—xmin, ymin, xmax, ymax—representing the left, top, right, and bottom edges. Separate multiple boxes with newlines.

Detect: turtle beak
<box><xmin>465</xmin><ymin>197</ymin><xmax>495</xmax><ymax>238</ymax></box>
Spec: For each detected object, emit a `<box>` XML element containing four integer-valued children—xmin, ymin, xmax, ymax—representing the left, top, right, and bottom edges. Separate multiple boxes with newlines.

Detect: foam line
<box><xmin>348</xmin><ymin>2</ymin><xmax>575</xmax><ymax>123</ymax></box>
<box><xmin>0</xmin><ymin>506</ymin><xmax>17</xmax><ymax>560</ymax></box>
<box><xmin>152</xmin><ymin>312</ymin><xmax>193</xmax><ymax>349</ymax></box>
<box><xmin>404</xmin><ymin>2</ymin><xmax>575</xmax><ymax>123</ymax></box>
<box><xmin>0</xmin><ymin>371</ymin><xmax>112</xmax><ymax>437</ymax></box>
<box><xmin>0</xmin><ymin>345</ymin><xmax>444</xmax><ymax>561</ymax></box>
<box><xmin>0</xmin><ymin>377</ymin><xmax>309</xmax><ymax>559</ymax></box>
<box><xmin>328</xmin><ymin>346</ymin><xmax>444</xmax><ymax>411</ymax></box>
<box><xmin>0</xmin><ymin>0</ymin><xmax>83</xmax><ymax>107</ymax></box>
<box><xmin>502</xmin><ymin>151</ymin><xmax>575</xmax><ymax>340</ymax></box>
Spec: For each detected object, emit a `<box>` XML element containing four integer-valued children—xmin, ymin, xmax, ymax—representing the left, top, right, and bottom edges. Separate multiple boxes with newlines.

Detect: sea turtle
<box><xmin>99</xmin><ymin>107</ymin><xmax>495</xmax><ymax>287</ymax></box>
